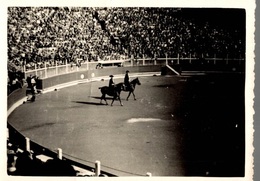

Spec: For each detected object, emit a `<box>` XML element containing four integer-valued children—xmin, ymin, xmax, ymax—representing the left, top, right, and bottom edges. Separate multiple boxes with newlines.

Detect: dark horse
<box><xmin>99</xmin><ymin>84</ymin><xmax>123</xmax><ymax>106</ymax></box>
<box><xmin>118</xmin><ymin>77</ymin><xmax>141</xmax><ymax>101</ymax></box>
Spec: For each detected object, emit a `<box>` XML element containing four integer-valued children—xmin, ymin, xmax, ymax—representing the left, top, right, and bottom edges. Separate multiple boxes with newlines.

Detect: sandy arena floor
<box><xmin>8</xmin><ymin>74</ymin><xmax>245</xmax><ymax>176</ymax></box>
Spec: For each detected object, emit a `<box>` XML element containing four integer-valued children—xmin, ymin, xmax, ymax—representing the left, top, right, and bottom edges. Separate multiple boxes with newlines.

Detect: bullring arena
<box><xmin>7</xmin><ymin>7</ymin><xmax>247</xmax><ymax>177</ymax></box>
<box><xmin>8</xmin><ymin>61</ymin><xmax>245</xmax><ymax>176</ymax></box>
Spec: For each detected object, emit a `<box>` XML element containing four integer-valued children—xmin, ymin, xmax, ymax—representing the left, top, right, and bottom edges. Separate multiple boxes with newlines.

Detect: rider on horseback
<box><xmin>109</xmin><ymin>75</ymin><xmax>115</xmax><ymax>94</ymax></box>
<box><xmin>124</xmin><ymin>70</ymin><xmax>131</xmax><ymax>91</ymax></box>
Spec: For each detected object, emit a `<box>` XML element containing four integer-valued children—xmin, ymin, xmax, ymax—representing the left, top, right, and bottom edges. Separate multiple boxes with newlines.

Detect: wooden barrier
<box><xmin>37</xmin><ymin>65</ymin><xmax>161</xmax><ymax>91</ymax></box>
<box><xmin>146</xmin><ymin>172</ymin><xmax>152</xmax><ymax>177</ymax></box>
<box><xmin>57</xmin><ymin>148</ymin><xmax>62</xmax><ymax>160</ymax></box>
<box><xmin>95</xmin><ymin>160</ymin><xmax>101</xmax><ymax>176</ymax></box>
<box><xmin>25</xmin><ymin>137</ymin><xmax>30</xmax><ymax>152</ymax></box>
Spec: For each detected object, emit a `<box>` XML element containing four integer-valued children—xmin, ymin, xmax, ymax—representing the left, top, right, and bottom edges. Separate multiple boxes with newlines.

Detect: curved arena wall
<box><xmin>40</xmin><ymin>65</ymin><xmax>161</xmax><ymax>91</ymax></box>
<box><xmin>7</xmin><ymin>65</ymin><xmax>162</xmax><ymax>176</ymax></box>
<box><xmin>8</xmin><ymin>65</ymin><xmax>162</xmax><ymax>110</ymax></box>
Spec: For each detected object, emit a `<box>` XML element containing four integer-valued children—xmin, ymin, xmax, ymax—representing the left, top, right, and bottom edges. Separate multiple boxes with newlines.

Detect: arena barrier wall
<box><xmin>39</xmin><ymin>65</ymin><xmax>162</xmax><ymax>91</ymax></box>
<box><xmin>7</xmin><ymin>86</ymin><xmax>28</xmax><ymax>116</ymax></box>
<box><xmin>8</xmin><ymin>65</ymin><xmax>162</xmax><ymax>114</ymax></box>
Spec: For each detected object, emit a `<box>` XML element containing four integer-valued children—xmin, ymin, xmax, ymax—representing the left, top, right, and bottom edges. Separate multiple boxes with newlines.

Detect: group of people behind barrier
<box><xmin>25</xmin><ymin>74</ymin><xmax>38</xmax><ymax>101</ymax></box>
<box><xmin>7</xmin><ymin>146</ymin><xmax>77</xmax><ymax>176</ymax></box>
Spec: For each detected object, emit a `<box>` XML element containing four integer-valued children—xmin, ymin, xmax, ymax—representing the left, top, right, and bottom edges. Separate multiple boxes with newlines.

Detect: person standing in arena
<box><xmin>31</xmin><ymin>76</ymin><xmax>37</xmax><ymax>93</ymax></box>
<box><xmin>30</xmin><ymin>75</ymin><xmax>37</xmax><ymax>102</ymax></box>
<box><xmin>26</xmin><ymin>75</ymin><xmax>32</xmax><ymax>90</ymax></box>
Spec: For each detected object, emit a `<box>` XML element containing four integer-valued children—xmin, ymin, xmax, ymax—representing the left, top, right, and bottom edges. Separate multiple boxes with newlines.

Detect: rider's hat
<box><xmin>109</xmin><ymin>75</ymin><xmax>114</xmax><ymax>77</ymax></box>
<box><xmin>126</xmin><ymin>70</ymin><xmax>129</xmax><ymax>73</ymax></box>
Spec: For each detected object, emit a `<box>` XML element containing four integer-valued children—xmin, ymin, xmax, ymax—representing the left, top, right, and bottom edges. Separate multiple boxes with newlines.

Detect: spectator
<box><xmin>26</xmin><ymin>74</ymin><xmax>32</xmax><ymax>89</ymax></box>
<box><xmin>15</xmin><ymin>151</ymin><xmax>43</xmax><ymax>176</ymax></box>
<box><xmin>42</xmin><ymin>158</ymin><xmax>77</xmax><ymax>176</ymax></box>
<box><xmin>31</xmin><ymin>75</ymin><xmax>37</xmax><ymax>95</ymax></box>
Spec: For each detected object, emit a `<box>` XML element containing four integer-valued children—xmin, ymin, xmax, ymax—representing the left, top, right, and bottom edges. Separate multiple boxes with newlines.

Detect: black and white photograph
<box><xmin>3</xmin><ymin>0</ymin><xmax>255</xmax><ymax>180</ymax></box>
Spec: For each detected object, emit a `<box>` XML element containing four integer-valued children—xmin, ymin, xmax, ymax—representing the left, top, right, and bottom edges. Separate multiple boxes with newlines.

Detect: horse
<box><xmin>118</xmin><ymin>77</ymin><xmax>141</xmax><ymax>101</ymax></box>
<box><xmin>98</xmin><ymin>83</ymin><xmax>123</xmax><ymax>106</ymax></box>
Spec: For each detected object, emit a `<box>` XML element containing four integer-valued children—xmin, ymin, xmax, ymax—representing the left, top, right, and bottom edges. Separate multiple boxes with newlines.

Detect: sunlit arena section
<box><xmin>7</xmin><ymin>7</ymin><xmax>246</xmax><ymax>177</ymax></box>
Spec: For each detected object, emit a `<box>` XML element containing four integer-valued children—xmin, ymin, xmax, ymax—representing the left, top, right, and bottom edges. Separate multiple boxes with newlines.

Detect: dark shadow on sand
<box><xmin>73</xmin><ymin>101</ymin><xmax>107</xmax><ymax>106</ymax></box>
<box><xmin>89</xmin><ymin>96</ymin><xmax>114</xmax><ymax>100</ymax></box>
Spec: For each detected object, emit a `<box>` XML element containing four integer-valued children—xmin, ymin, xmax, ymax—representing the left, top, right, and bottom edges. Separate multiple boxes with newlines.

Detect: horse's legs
<box><xmin>126</xmin><ymin>90</ymin><xmax>136</xmax><ymax>101</ymax></box>
<box><xmin>111</xmin><ymin>92</ymin><xmax>116</xmax><ymax>106</ymax></box>
<box><xmin>104</xmin><ymin>96</ymin><xmax>108</xmax><ymax>105</ymax></box>
<box><xmin>126</xmin><ymin>91</ymin><xmax>131</xmax><ymax>101</ymax></box>
<box><xmin>101</xmin><ymin>94</ymin><xmax>108</xmax><ymax>105</ymax></box>
<box><xmin>132</xmin><ymin>91</ymin><xmax>136</xmax><ymax>100</ymax></box>
<box><xmin>118</xmin><ymin>94</ymin><xmax>123</xmax><ymax>106</ymax></box>
<box><xmin>111</xmin><ymin>93</ymin><xmax>123</xmax><ymax>106</ymax></box>
<box><xmin>111</xmin><ymin>97</ymin><xmax>114</xmax><ymax>106</ymax></box>
<box><xmin>100</xmin><ymin>94</ymin><xmax>103</xmax><ymax>104</ymax></box>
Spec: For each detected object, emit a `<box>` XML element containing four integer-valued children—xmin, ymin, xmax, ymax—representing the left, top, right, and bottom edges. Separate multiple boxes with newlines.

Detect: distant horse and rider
<box><xmin>98</xmin><ymin>71</ymin><xmax>141</xmax><ymax>106</ymax></box>
<box><xmin>99</xmin><ymin>75</ymin><xmax>123</xmax><ymax>106</ymax></box>
<box><xmin>118</xmin><ymin>77</ymin><xmax>141</xmax><ymax>101</ymax></box>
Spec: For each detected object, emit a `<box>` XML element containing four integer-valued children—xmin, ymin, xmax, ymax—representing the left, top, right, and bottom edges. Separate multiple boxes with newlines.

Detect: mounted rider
<box><xmin>124</xmin><ymin>70</ymin><xmax>132</xmax><ymax>91</ymax></box>
<box><xmin>109</xmin><ymin>75</ymin><xmax>115</xmax><ymax>94</ymax></box>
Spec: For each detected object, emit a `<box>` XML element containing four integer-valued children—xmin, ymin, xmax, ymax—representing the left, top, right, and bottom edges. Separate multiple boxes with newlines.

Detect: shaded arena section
<box><xmin>8</xmin><ymin>74</ymin><xmax>245</xmax><ymax>176</ymax></box>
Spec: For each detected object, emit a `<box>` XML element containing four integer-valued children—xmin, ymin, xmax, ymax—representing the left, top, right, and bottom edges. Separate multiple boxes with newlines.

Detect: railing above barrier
<box><xmin>24</xmin><ymin>55</ymin><xmax>245</xmax><ymax>79</ymax></box>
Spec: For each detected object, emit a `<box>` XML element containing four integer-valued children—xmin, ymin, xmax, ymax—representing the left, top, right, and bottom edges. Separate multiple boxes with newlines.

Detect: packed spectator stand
<box><xmin>7</xmin><ymin>7</ymin><xmax>245</xmax><ymax>176</ymax></box>
<box><xmin>8</xmin><ymin>7</ymin><xmax>245</xmax><ymax>72</ymax></box>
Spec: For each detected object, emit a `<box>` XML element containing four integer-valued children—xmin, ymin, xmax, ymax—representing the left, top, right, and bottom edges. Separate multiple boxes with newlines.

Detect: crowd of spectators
<box><xmin>7</xmin><ymin>7</ymin><xmax>245</xmax><ymax>94</ymax></box>
<box><xmin>7</xmin><ymin>139</ymin><xmax>111</xmax><ymax>176</ymax></box>
<box><xmin>7</xmin><ymin>71</ymin><xmax>24</xmax><ymax>95</ymax></box>
<box><xmin>99</xmin><ymin>8</ymin><xmax>244</xmax><ymax>59</ymax></box>
<box><xmin>7</xmin><ymin>141</ymin><xmax>78</xmax><ymax>176</ymax></box>
<box><xmin>8</xmin><ymin>7</ymin><xmax>245</xmax><ymax>70</ymax></box>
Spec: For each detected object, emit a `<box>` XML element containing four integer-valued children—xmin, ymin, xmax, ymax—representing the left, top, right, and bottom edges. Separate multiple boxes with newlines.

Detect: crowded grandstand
<box><xmin>8</xmin><ymin>7</ymin><xmax>245</xmax><ymax>92</ymax></box>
